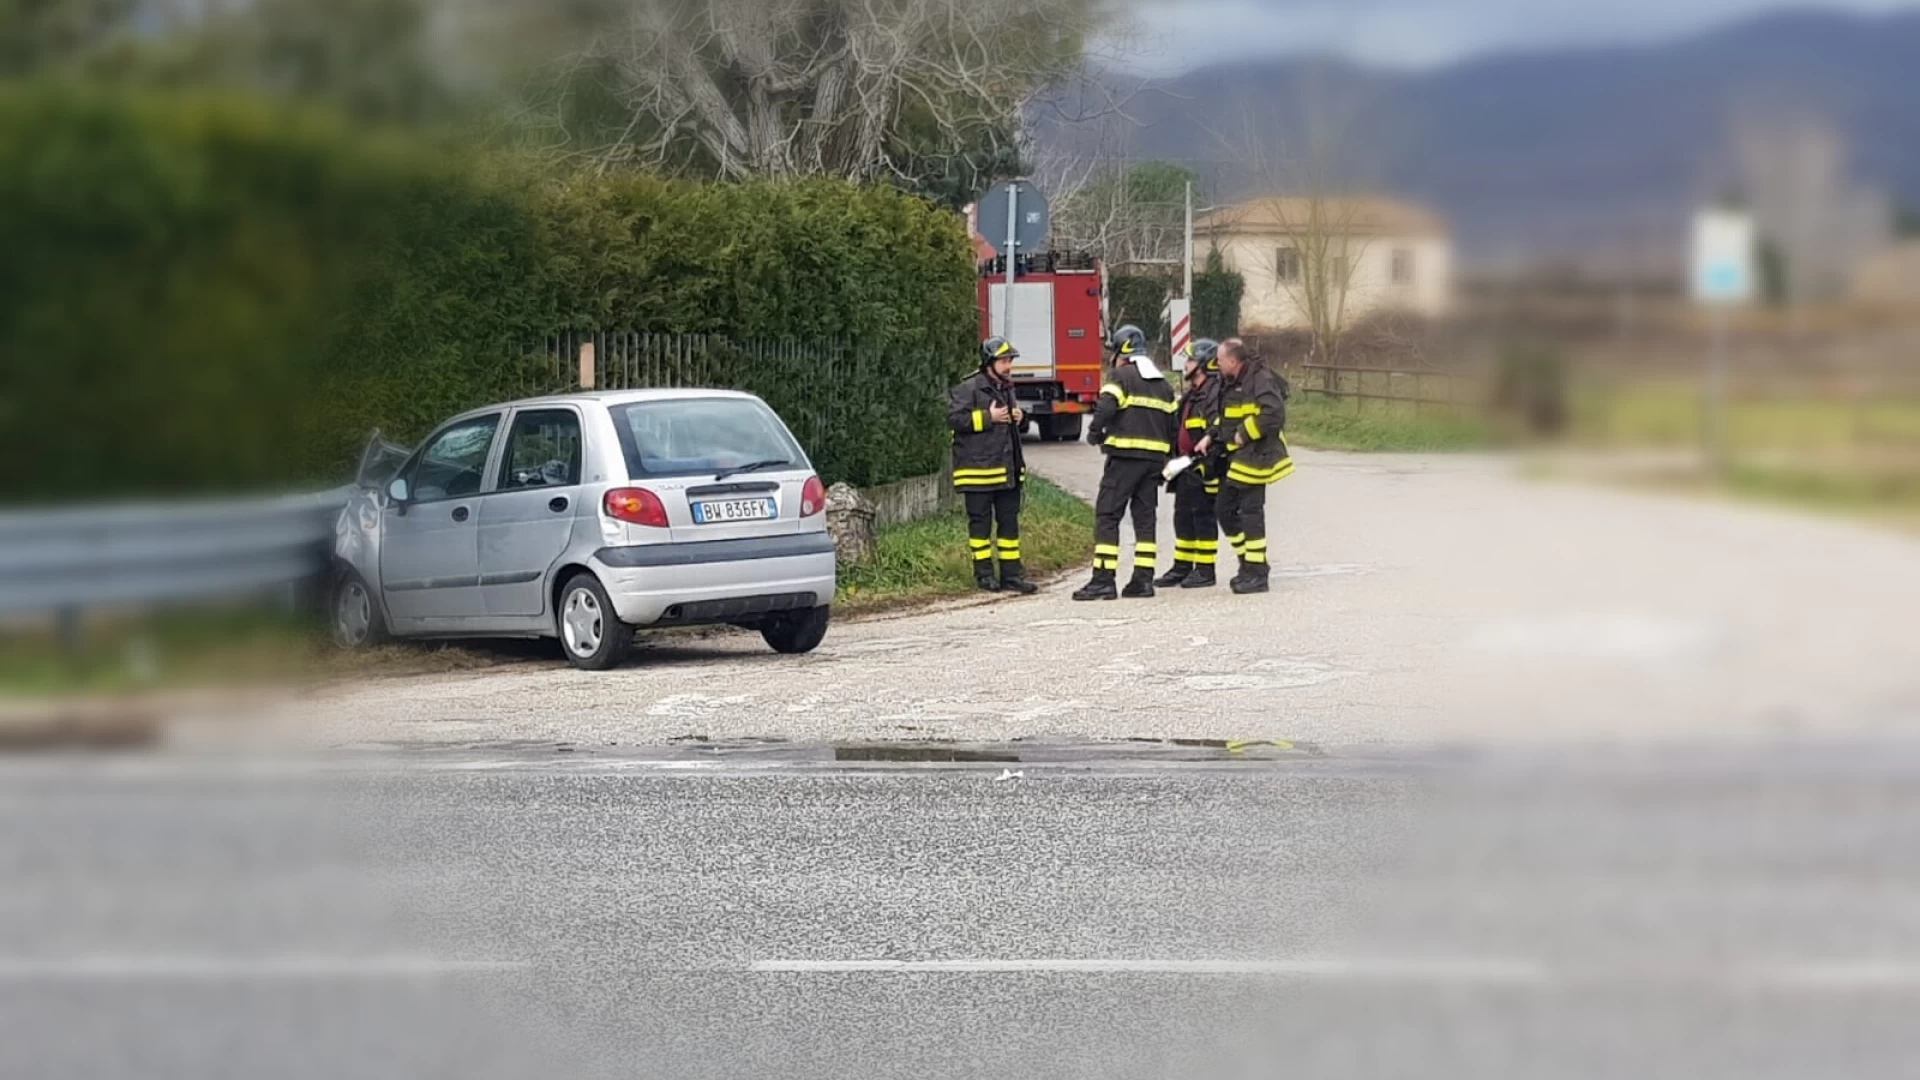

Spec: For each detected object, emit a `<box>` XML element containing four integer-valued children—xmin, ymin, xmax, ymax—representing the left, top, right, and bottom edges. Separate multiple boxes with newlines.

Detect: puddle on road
<box><xmin>834</xmin><ymin>745</ymin><xmax>1020</xmax><ymax>764</ymax></box>
<box><xmin>333</xmin><ymin>735</ymin><xmax>1333</xmax><ymax>770</ymax></box>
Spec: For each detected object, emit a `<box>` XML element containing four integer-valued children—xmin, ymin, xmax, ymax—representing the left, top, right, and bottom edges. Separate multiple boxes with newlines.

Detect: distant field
<box><xmin>1284</xmin><ymin>394</ymin><xmax>1493</xmax><ymax>452</ymax></box>
<box><xmin>1571</xmin><ymin>377</ymin><xmax>1920</xmax><ymax>451</ymax></box>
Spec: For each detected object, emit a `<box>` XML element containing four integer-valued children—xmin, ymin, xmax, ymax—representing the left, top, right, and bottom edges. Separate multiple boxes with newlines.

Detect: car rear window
<box><xmin>609</xmin><ymin>397</ymin><xmax>806</xmax><ymax>479</ymax></box>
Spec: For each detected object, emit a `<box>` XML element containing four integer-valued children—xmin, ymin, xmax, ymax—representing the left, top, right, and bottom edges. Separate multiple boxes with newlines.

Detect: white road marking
<box><xmin>748</xmin><ymin>958</ymin><xmax>1549</xmax><ymax>983</ymax></box>
<box><xmin>1758</xmin><ymin>963</ymin><xmax>1920</xmax><ymax>990</ymax></box>
<box><xmin>0</xmin><ymin>955</ymin><xmax>528</xmax><ymax>983</ymax></box>
<box><xmin>748</xmin><ymin>958</ymin><xmax>1920</xmax><ymax>992</ymax></box>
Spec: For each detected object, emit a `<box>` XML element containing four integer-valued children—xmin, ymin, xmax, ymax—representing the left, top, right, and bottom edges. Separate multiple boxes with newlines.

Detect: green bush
<box><xmin>0</xmin><ymin>84</ymin><xmax>976</xmax><ymax>501</ymax></box>
<box><xmin>1192</xmin><ymin>248</ymin><xmax>1243</xmax><ymax>340</ymax></box>
<box><xmin>1107</xmin><ymin>273</ymin><xmax>1169</xmax><ymax>342</ymax></box>
<box><xmin>1492</xmin><ymin>340</ymin><xmax>1569</xmax><ymax>436</ymax></box>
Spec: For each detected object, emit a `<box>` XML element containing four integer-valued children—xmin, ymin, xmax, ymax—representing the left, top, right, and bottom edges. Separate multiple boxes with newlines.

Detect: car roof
<box><xmin>445</xmin><ymin>387</ymin><xmax>762</xmax><ymax>424</ymax></box>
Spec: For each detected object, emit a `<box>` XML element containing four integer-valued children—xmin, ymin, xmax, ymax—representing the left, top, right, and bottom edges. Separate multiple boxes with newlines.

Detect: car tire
<box><xmin>761</xmin><ymin>605</ymin><xmax>831</xmax><ymax>655</ymax></box>
<box><xmin>556</xmin><ymin>572</ymin><xmax>631</xmax><ymax>671</ymax></box>
<box><xmin>330</xmin><ymin>568</ymin><xmax>389</xmax><ymax>650</ymax></box>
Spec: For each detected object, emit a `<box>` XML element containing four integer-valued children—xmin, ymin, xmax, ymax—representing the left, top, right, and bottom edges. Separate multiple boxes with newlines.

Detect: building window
<box><xmin>1392</xmin><ymin>248</ymin><xmax>1414</xmax><ymax>285</ymax></box>
<box><xmin>1275</xmin><ymin>248</ymin><xmax>1300</xmax><ymax>282</ymax></box>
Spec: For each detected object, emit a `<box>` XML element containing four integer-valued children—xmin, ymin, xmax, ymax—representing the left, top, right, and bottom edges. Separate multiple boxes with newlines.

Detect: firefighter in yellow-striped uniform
<box><xmin>947</xmin><ymin>337</ymin><xmax>1037</xmax><ymax>595</ymax></box>
<box><xmin>1200</xmin><ymin>338</ymin><xmax>1293</xmax><ymax>594</ymax></box>
<box><xmin>1073</xmin><ymin>325</ymin><xmax>1178</xmax><ymax>602</ymax></box>
<box><xmin>1156</xmin><ymin>338</ymin><xmax>1226</xmax><ymax>590</ymax></box>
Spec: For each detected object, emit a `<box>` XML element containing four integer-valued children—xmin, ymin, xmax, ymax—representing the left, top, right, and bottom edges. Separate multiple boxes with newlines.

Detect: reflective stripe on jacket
<box><xmin>1215</xmin><ymin>361</ymin><xmax>1293</xmax><ymax>486</ymax></box>
<box><xmin>1088</xmin><ymin>362</ymin><xmax>1177</xmax><ymax>462</ymax></box>
<box><xmin>1178</xmin><ymin>375</ymin><xmax>1225</xmax><ymax>481</ymax></box>
<box><xmin>947</xmin><ymin>370</ymin><xmax>1025</xmax><ymax>491</ymax></box>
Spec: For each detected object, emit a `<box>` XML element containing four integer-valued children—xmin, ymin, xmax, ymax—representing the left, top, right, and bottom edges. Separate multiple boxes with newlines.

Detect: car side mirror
<box><xmin>388</xmin><ymin>477</ymin><xmax>410</xmax><ymax>515</ymax></box>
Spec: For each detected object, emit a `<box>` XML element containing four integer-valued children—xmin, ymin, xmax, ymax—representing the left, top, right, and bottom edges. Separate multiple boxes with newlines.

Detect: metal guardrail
<box><xmin>0</xmin><ymin>487</ymin><xmax>352</xmax><ymax>618</ymax></box>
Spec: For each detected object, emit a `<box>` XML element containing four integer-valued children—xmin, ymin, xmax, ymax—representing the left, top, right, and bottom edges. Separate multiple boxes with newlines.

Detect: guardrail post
<box><xmin>55</xmin><ymin>605</ymin><xmax>81</xmax><ymax>657</ymax></box>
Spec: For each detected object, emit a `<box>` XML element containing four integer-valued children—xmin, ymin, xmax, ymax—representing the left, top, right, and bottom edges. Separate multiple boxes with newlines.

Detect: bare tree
<box><xmin>548</xmin><ymin>0</ymin><xmax>1112</xmax><ymax>184</ymax></box>
<box><xmin>1213</xmin><ymin>60</ymin><xmax>1383</xmax><ymax>366</ymax></box>
<box><xmin>1733</xmin><ymin>105</ymin><xmax>1893</xmax><ymax>316</ymax></box>
<box><xmin>1046</xmin><ymin>157</ymin><xmax>1192</xmax><ymax>266</ymax></box>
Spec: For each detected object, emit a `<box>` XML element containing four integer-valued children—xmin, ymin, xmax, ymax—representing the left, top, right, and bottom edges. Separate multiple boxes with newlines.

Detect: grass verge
<box><xmin>0</xmin><ymin>608</ymin><xmax>329</xmax><ymax>699</ymax></box>
<box><xmin>836</xmin><ymin>475</ymin><xmax>1093</xmax><ymax>611</ymax></box>
<box><xmin>3</xmin><ymin>477</ymin><xmax>1096</xmax><ymax>697</ymax></box>
<box><xmin>1284</xmin><ymin>394</ymin><xmax>1494</xmax><ymax>452</ymax></box>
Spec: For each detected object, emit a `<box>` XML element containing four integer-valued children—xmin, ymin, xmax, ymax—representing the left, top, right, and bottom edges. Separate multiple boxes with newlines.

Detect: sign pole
<box><xmin>1002</xmin><ymin>182</ymin><xmax>1020</xmax><ymax>342</ymax></box>
<box><xmin>1183</xmin><ymin>180</ymin><xmax>1195</xmax><ymax>302</ymax></box>
<box><xmin>1691</xmin><ymin>208</ymin><xmax>1753</xmax><ymax>482</ymax></box>
<box><xmin>1705</xmin><ymin>305</ymin><xmax>1729</xmax><ymax>480</ymax></box>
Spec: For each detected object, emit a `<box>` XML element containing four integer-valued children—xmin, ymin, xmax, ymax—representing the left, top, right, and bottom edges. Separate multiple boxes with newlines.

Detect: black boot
<box><xmin>1121</xmin><ymin>567</ymin><xmax>1157</xmax><ymax>599</ymax></box>
<box><xmin>1230</xmin><ymin>563</ymin><xmax>1271</xmax><ymax>595</ymax></box>
<box><xmin>1180</xmin><ymin>564</ymin><xmax>1217</xmax><ymax>589</ymax></box>
<box><xmin>974</xmin><ymin>566</ymin><xmax>1002</xmax><ymax>593</ymax></box>
<box><xmin>1072</xmin><ymin>569</ymin><xmax>1118</xmax><ymax>602</ymax></box>
<box><xmin>998</xmin><ymin>561</ymin><xmax>1038</xmax><ymax>596</ymax></box>
<box><xmin>1154</xmin><ymin>562</ymin><xmax>1192</xmax><ymax>589</ymax></box>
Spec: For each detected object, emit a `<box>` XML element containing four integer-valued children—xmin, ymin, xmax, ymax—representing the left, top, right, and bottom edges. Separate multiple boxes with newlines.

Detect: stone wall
<box><xmin>825</xmin><ymin>469</ymin><xmax>959</xmax><ymax>567</ymax></box>
<box><xmin>861</xmin><ymin>468</ymin><xmax>959</xmax><ymax>529</ymax></box>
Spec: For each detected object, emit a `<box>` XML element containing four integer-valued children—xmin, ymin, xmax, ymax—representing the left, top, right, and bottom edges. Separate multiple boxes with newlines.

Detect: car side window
<box><xmin>497</xmin><ymin>409</ymin><xmax>583</xmax><ymax>491</ymax></box>
<box><xmin>405</xmin><ymin>415</ymin><xmax>500</xmax><ymax>502</ymax></box>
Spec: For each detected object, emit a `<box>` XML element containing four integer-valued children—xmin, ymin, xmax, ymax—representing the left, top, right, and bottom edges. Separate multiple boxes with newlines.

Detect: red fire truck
<box><xmin>976</xmin><ymin>251</ymin><xmax>1108</xmax><ymax>442</ymax></box>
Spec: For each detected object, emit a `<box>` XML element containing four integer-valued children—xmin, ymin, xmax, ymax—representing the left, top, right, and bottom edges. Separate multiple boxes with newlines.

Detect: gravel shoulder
<box><xmin>270</xmin><ymin>443</ymin><xmax>1920</xmax><ymax>750</ymax></box>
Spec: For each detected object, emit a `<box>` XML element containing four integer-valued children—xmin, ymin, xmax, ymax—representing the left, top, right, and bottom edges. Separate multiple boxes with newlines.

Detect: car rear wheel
<box><xmin>557</xmin><ymin>572</ymin><xmax>631</xmax><ymax>671</ymax></box>
<box><xmin>331</xmin><ymin>570</ymin><xmax>388</xmax><ymax>650</ymax></box>
<box><xmin>761</xmin><ymin>606</ymin><xmax>831</xmax><ymax>655</ymax></box>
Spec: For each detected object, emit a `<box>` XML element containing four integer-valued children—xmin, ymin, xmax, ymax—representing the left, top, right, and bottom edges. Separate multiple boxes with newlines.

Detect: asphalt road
<box><xmin>9</xmin><ymin>742</ymin><xmax>1920</xmax><ymax>1079</ymax></box>
<box><xmin>280</xmin><ymin>442</ymin><xmax>1920</xmax><ymax>750</ymax></box>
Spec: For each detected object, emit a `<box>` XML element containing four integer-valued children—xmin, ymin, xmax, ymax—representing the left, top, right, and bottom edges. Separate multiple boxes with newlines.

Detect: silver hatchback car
<box><xmin>331</xmin><ymin>389</ymin><xmax>837</xmax><ymax>670</ymax></box>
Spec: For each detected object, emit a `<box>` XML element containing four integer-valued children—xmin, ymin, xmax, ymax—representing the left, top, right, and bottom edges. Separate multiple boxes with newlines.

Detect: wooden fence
<box><xmin>1296</xmin><ymin>364</ymin><xmax>1478</xmax><ymax>411</ymax></box>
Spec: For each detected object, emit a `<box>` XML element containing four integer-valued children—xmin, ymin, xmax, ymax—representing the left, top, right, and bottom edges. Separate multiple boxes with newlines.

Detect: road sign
<box><xmin>1691</xmin><ymin>210</ymin><xmax>1756</xmax><ymax>306</ymax></box>
<box><xmin>978</xmin><ymin>182</ymin><xmax>1050</xmax><ymax>256</ymax></box>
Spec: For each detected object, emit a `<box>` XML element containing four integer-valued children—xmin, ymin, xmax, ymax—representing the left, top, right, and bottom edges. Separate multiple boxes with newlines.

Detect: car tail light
<box><xmin>604</xmin><ymin>487</ymin><xmax>669</xmax><ymax>528</ymax></box>
<box><xmin>800</xmin><ymin>475</ymin><xmax>827</xmax><ymax>518</ymax></box>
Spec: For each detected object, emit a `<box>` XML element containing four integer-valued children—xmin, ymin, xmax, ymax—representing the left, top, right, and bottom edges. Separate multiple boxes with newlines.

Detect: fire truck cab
<box><xmin>977</xmin><ymin>251</ymin><xmax>1107</xmax><ymax>443</ymax></box>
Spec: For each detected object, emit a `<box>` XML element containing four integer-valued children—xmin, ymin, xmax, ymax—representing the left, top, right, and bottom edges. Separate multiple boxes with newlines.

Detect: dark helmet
<box><xmin>1185</xmin><ymin>338</ymin><xmax>1220</xmax><ymax>373</ymax></box>
<box><xmin>980</xmin><ymin>336</ymin><xmax>1019</xmax><ymax>367</ymax></box>
<box><xmin>1108</xmin><ymin>325</ymin><xmax>1149</xmax><ymax>359</ymax></box>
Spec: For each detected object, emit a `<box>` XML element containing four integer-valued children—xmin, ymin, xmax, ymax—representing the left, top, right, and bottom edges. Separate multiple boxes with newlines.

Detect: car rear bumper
<box><xmin>590</xmin><ymin>532</ymin><xmax>837</xmax><ymax>626</ymax></box>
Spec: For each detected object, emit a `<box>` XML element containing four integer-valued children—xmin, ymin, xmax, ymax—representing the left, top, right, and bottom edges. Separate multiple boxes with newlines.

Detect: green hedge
<box><xmin>0</xmin><ymin>85</ymin><xmax>976</xmax><ymax>501</ymax></box>
<box><xmin>1192</xmin><ymin>249</ymin><xmax>1243</xmax><ymax>340</ymax></box>
<box><xmin>1106</xmin><ymin>274</ymin><xmax>1169</xmax><ymax>343</ymax></box>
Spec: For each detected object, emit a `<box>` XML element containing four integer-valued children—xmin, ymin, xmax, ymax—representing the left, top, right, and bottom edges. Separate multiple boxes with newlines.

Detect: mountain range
<box><xmin>1057</xmin><ymin>8</ymin><xmax>1920</xmax><ymax>270</ymax></box>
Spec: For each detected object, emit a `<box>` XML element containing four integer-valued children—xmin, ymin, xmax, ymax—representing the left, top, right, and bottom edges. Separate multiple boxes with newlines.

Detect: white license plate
<box><xmin>693</xmin><ymin>498</ymin><xmax>777</xmax><ymax>524</ymax></box>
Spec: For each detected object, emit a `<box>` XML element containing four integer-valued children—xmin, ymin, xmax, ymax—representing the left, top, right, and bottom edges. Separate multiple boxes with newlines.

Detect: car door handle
<box><xmin>451</xmin><ymin>506</ymin><xmax>470</xmax><ymax>522</ymax></box>
<box><xmin>548</xmin><ymin>497</ymin><xmax>570</xmax><ymax>514</ymax></box>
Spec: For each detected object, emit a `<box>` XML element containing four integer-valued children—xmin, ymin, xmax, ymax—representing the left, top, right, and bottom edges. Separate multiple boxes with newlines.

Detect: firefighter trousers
<box><xmin>964</xmin><ymin>488</ymin><xmax>1024</xmax><ymax>576</ymax></box>
<box><xmin>1216</xmin><ymin>478</ymin><xmax>1269</xmax><ymax>571</ymax></box>
<box><xmin>1170</xmin><ymin>470</ymin><xmax>1221</xmax><ymax>569</ymax></box>
<box><xmin>1092</xmin><ymin>457</ymin><xmax>1162</xmax><ymax>575</ymax></box>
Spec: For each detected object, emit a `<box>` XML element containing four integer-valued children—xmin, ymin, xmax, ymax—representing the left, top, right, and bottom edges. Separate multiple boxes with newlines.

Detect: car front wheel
<box><xmin>331</xmin><ymin>569</ymin><xmax>388</xmax><ymax>650</ymax></box>
<box><xmin>557</xmin><ymin>572</ymin><xmax>631</xmax><ymax>671</ymax></box>
<box><xmin>761</xmin><ymin>606</ymin><xmax>831</xmax><ymax>655</ymax></box>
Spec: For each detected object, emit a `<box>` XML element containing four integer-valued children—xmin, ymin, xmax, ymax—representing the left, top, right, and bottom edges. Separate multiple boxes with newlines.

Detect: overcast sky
<box><xmin>1122</xmin><ymin>0</ymin><xmax>1920</xmax><ymax>72</ymax></box>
